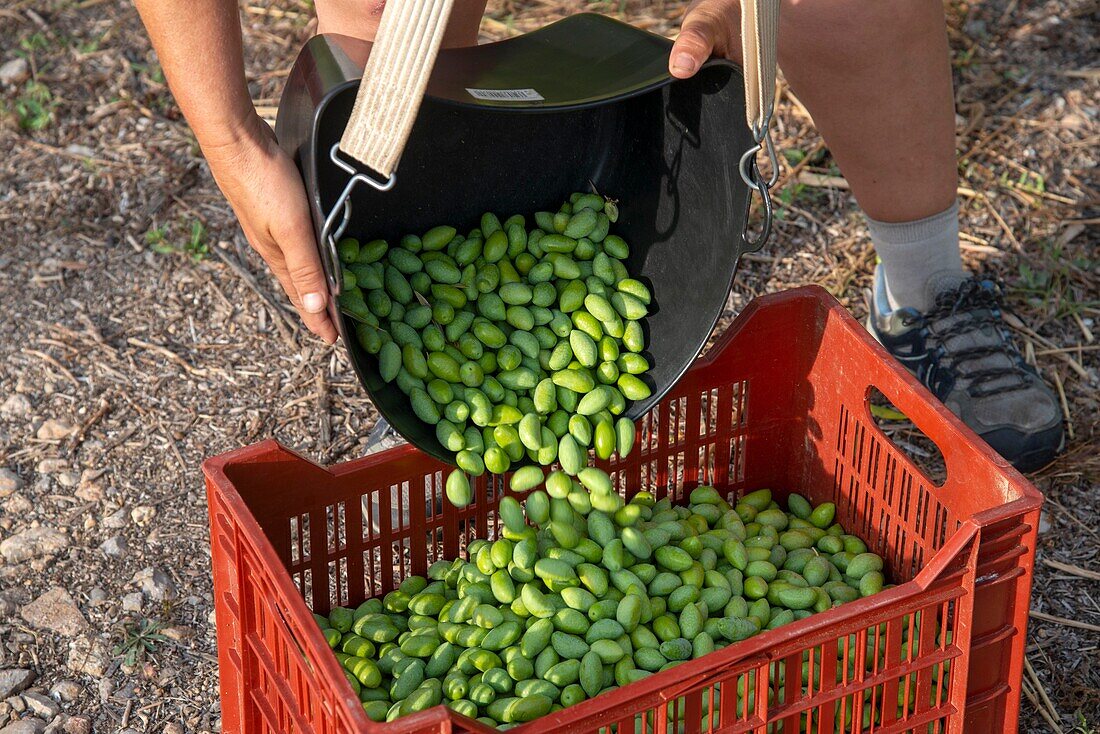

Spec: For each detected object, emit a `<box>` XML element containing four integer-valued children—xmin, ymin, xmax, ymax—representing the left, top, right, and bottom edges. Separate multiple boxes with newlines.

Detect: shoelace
<box><xmin>916</xmin><ymin>278</ymin><xmax>1033</xmax><ymax>398</ymax></box>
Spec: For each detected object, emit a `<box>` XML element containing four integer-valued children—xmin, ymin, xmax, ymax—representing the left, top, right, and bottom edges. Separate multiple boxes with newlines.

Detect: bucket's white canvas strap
<box><xmin>740</xmin><ymin>0</ymin><xmax>780</xmax><ymax>138</ymax></box>
<box><xmin>338</xmin><ymin>0</ymin><xmax>455</xmax><ymax>178</ymax></box>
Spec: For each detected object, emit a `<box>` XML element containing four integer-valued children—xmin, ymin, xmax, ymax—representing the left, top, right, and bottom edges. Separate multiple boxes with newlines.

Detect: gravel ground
<box><xmin>0</xmin><ymin>0</ymin><xmax>1096</xmax><ymax>732</ymax></box>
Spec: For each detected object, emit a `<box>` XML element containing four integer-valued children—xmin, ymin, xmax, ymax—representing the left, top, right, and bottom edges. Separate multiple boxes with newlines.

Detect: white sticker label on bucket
<box><xmin>465</xmin><ymin>87</ymin><xmax>544</xmax><ymax>102</ymax></box>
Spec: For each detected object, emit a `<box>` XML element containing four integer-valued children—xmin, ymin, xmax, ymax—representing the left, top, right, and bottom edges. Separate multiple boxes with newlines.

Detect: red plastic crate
<box><xmin>204</xmin><ymin>286</ymin><xmax>1042</xmax><ymax>734</ymax></box>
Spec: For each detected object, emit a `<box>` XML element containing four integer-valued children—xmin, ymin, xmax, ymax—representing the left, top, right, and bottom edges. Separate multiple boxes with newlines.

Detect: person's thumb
<box><xmin>279</xmin><ymin>214</ymin><xmax>338</xmax><ymax>343</ymax></box>
<box><xmin>670</xmin><ymin>4</ymin><xmax>719</xmax><ymax>78</ymax></box>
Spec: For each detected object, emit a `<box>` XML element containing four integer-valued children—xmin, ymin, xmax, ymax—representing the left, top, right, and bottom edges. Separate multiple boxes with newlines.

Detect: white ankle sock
<box><xmin>866</xmin><ymin>200</ymin><xmax>965</xmax><ymax>311</ymax></box>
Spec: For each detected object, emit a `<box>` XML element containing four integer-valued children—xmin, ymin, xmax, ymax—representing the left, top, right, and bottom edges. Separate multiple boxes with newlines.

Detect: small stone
<box><xmin>130</xmin><ymin>506</ymin><xmax>156</xmax><ymax>526</ymax></box>
<box><xmin>49</xmin><ymin>681</ymin><xmax>80</xmax><ymax>703</ymax></box>
<box><xmin>162</xmin><ymin>723</ymin><xmax>185</xmax><ymax>734</ymax></box>
<box><xmin>21</xmin><ymin>588</ymin><xmax>88</xmax><ymax>637</ymax></box>
<box><xmin>34</xmin><ymin>459</ymin><xmax>68</xmax><ymax>475</ymax></box>
<box><xmin>0</xmin><ymin>719</ymin><xmax>45</xmax><ymax>734</ymax></box>
<box><xmin>0</xmin><ymin>58</ymin><xmax>29</xmax><ymax>86</ymax></box>
<box><xmin>43</xmin><ymin>716</ymin><xmax>69</xmax><ymax>734</ymax></box>
<box><xmin>87</xmin><ymin>588</ymin><xmax>106</xmax><ymax>606</ymax></box>
<box><xmin>0</xmin><ymin>394</ymin><xmax>31</xmax><ymax>419</ymax></box>
<box><xmin>6</xmin><ymin>697</ymin><xmax>26</xmax><ymax>713</ymax></box>
<box><xmin>56</xmin><ymin>473</ymin><xmax>79</xmax><ymax>489</ymax></box>
<box><xmin>121</xmin><ymin>593</ymin><xmax>143</xmax><ymax>612</ymax></box>
<box><xmin>3</xmin><ymin>494</ymin><xmax>32</xmax><ymax>515</ymax></box>
<box><xmin>102</xmin><ymin>508</ymin><xmax>128</xmax><ymax>529</ymax></box>
<box><xmin>99</xmin><ymin>536</ymin><xmax>127</xmax><ymax>558</ymax></box>
<box><xmin>66</xmin><ymin>636</ymin><xmax>109</xmax><ymax>677</ymax></box>
<box><xmin>161</xmin><ymin>625</ymin><xmax>193</xmax><ymax>642</ymax></box>
<box><xmin>36</xmin><ymin>420</ymin><xmax>74</xmax><ymax>441</ymax></box>
<box><xmin>72</xmin><ymin>484</ymin><xmax>102</xmax><ymax>503</ymax></box>
<box><xmin>0</xmin><ymin>670</ymin><xmax>35</xmax><ymax>699</ymax></box>
<box><xmin>73</xmin><ymin>472</ymin><xmax>104</xmax><ymax>503</ymax></box>
<box><xmin>63</xmin><ymin>717</ymin><xmax>90</xmax><ymax>734</ymax></box>
<box><xmin>21</xmin><ymin>692</ymin><xmax>59</xmax><ymax>719</ymax></box>
<box><xmin>131</xmin><ymin>567</ymin><xmax>176</xmax><ymax>601</ymax></box>
<box><xmin>0</xmin><ymin>527</ymin><xmax>69</xmax><ymax>564</ymax></box>
<box><xmin>0</xmin><ymin>469</ymin><xmax>22</xmax><ymax>498</ymax></box>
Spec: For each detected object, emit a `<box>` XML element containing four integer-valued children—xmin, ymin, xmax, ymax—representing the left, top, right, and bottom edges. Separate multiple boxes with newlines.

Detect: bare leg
<box><xmin>779</xmin><ymin>0</ymin><xmax>957</xmax><ymax>222</ymax></box>
<box><xmin>671</xmin><ymin>0</ymin><xmax>957</xmax><ymax>222</ymax></box>
<box><xmin>316</xmin><ymin>0</ymin><xmax>489</xmax><ymax>47</ymax></box>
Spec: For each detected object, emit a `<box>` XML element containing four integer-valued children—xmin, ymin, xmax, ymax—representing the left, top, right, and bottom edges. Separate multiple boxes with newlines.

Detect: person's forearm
<box><xmin>134</xmin><ymin>0</ymin><xmax>259</xmax><ymax>151</ymax></box>
<box><xmin>135</xmin><ymin>0</ymin><xmax>339</xmax><ymax>344</ymax></box>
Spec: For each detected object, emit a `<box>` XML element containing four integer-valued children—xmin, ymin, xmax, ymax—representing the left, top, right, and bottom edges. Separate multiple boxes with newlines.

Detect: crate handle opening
<box><xmin>864</xmin><ymin>385</ymin><xmax>948</xmax><ymax>488</ymax></box>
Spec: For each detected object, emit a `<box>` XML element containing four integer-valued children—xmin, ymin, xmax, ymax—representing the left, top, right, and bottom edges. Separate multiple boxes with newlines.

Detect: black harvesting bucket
<box><xmin>276</xmin><ymin>13</ymin><xmax>759</xmax><ymax>465</ymax></box>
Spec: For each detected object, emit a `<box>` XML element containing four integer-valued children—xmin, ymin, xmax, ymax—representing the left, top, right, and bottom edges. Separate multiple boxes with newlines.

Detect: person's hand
<box><xmin>202</xmin><ymin>113</ymin><xmax>339</xmax><ymax>344</ymax></box>
<box><xmin>669</xmin><ymin>0</ymin><xmax>743</xmax><ymax>79</ymax></box>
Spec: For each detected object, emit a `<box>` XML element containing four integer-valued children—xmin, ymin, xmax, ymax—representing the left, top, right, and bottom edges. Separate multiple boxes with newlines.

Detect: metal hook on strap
<box><xmin>739</xmin><ymin>132</ymin><xmax>777</xmax><ymax>250</ymax></box>
<box><xmin>319</xmin><ymin>143</ymin><xmax>397</xmax><ymax>294</ymax></box>
<box><xmin>738</xmin><ymin>131</ymin><xmax>779</xmax><ymax>192</ymax></box>
<box><xmin>741</xmin><ymin>157</ymin><xmax>773</xmax><ymax>250</ymax></box>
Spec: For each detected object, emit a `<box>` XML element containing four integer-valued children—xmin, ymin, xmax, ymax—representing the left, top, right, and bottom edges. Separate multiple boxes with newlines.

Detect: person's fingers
<box><xmin>670</xmin><ymin>1</ymin><xmax>721</xmax><ymax>78</ymax></box>
<box><xmin>246</xmin><ymin>224</ymin><xmax>339</xmax><ymax>345</ymax></box>
<box><xmin>273</xmin><ymin>214</ymin><xmax>339</xmax><ymax>344</ymax></box>
<box><xmin>671</xmin><ymin>0</ymin><xmax>745</xmax><ymax>76</ymax></box>
<box><xmin>246</xmin><ymin>229</ymin><xmax>295</xmax><ymax>304</ymax></box>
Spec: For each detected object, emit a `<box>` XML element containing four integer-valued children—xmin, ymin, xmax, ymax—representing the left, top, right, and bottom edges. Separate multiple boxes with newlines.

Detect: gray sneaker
<box><xmin>867</xmin><ymin>266</ymin><xmax>1064</xmax><ymax>472</ymax></box>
